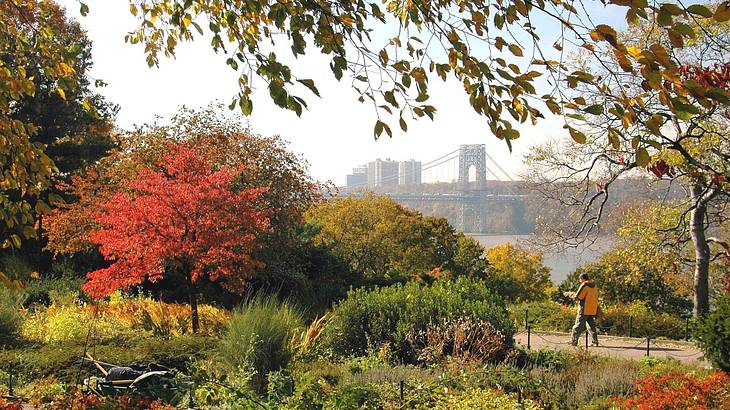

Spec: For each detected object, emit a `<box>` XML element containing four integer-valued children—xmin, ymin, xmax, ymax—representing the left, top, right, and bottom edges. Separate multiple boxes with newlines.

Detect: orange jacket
<box><xmin>575</xmin><ymin>281</ymin><xmax>599</xmax><ymax>316</ymax></box>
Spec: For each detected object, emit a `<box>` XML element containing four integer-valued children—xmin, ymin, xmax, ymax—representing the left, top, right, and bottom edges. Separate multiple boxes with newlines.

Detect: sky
<box><xmin>56</xmin><ymin>0</ymin><xmax>621</xmax><ymax>185</ymax></box>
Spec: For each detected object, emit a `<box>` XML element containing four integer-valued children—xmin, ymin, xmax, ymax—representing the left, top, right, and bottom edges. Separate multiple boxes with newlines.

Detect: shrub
<box><xmin>510</xmin><ymin>301</ymin><xmax>686</xmax><ymax>339</ymax></box>
<box><xmin>219</xmin><ymin>295</ymin><xmax>304</xmax><ymax>392</ymax></box>
<box><xmin>21</xmin><ymin>298</ymin><xmax>129</xmax><ymax>344</ymax></box>
<box><xmin>0</xmin><ymin>287</ymin><xmax>22</xmax><ymax>346</ymax></box>
<box><xmin>20</xmin><ymin>293</ymin><xmax>228</xmax><ymax>343</ymax></box>
<box><xmin>20</xmin><ymin>277</ymin><xmax>83</xmax><ymax>307</ymax></box>
<box><xmin>694</xmin><ymin>293</ymin><xmax>730</xmax><ymax>371</ymax></box>
<box><xmin>617</xmin><ymin>372</ymin><xmax>730</xmax><ymax>409</ymax></box>
<box><xmin>407</xmin><ymin>317</ymin><xmax>512</xmax><ymax>365</ymax></box>
<box><xmin>102</xmin><ymin>293</ymin><xmax>228</xmax><ymax>337</ymax></box>
<box><xmin>533</xmin><ymin>359</ymin><xmax>640</xmax><ymax>405</ymax></box>
<box><xmin>436</xmin><ymin>387</ymin><xmax>540</xmax><ymax>410</ymax></box>
<box><xmin>510</xmin><ymin>301</ymin><xmax>574</xmax><ymax>333</ymax></box>
<box><xmin>322</xmin><ymin>277</ymin><xmax>514</xmax><ymax>363</ymax></box>
<box><xmin>523</xmin><ymin>348</ymin><xmax>569</xmax><ymax>371</ymax></box>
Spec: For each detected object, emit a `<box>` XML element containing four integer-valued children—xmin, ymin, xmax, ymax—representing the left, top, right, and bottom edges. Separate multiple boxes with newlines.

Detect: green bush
<box><xmin>0</xmin><ymin>287</ymin><xmax>22</xmax><ymax>346</ymax></box>
<box><xmin>21</xmin><ymin>277</ymin><xmax>83</xmax><ymax>307</ymax></box>
<box><xmin>322</xmin><ymin>277</ymin><xmax>514</xmax><ymax>363</ymax></box>
<box><xmin>219</xmin><ymin>295</ymin><xmax>304</xmax><ymax>392</ymax></box>
<box><xmin>694</xmin><ymin>293</ymin><xmax>730</xmax><ymax>371</ymax></box>
<box><xmin>510</xmin><ymin>301</ymin><xmax>687</xmax><ymax>339</ymax></box>
<box><xmin>523</xmin><ymin>348</ymin><xmax>569</xmax><ymax>371</ymax></box>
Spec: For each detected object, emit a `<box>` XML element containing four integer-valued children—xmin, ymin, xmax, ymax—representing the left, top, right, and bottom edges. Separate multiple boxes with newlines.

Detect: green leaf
<box><xmin>80</xmin><ymin>2</ymin><xmax>90</xmax><ymax>16</ymax></box>
<box><xmin>636</xmin><ymin>147</ymin><xmax>650</xmax><ymax>167</ymax></box>
<box><xmin>645</xmin><ymin>114</ymin><xmax>664</xmax><ymax>136</ymax></box>
<box><xmin>399</xmin><ymin>117</ymin><xmax>408</xmax><ymax>132</ymax></box>
<box><xmin>583</xmin><ymin>104</ymin><xmax>604</xmax><ymax>115</ymax></box>
<box><xmin>240</xmin><ymin>95</ymin><xmax>253</xmax><ymax>116</ymax></box>
<box><xmin>657</xmin><ymin>7</ymin><xmax>673</xmax><ymax>26</ymax></box>
<box><xmin>687</xmin><ymin>4</ymin><xmax>713</xmax><ymax>17</ymax></box>
<box><xmin>374</xmin><ymin>120</ymin><xmax>385</xmax><ymax>138</ymax></box>
<box><xmin>10</xmin><ymin>234</ymin><xmax>21</xmax><ymax>249</ymax></box>
<box><xmin>384</xmin><ymin>91</ymin><xmax>399</xmax><ymax>107</ymax></box>
<box><xmin>671</xmin><ymin>98</ymin><xmax>700</xmax><ymax>121</ymax></box>
<box><xmin>707</xmin><ymin>88</ymin><xmax>730</xmax><ymax>105</ymax></box>
<box><xmin>297</xmin><ymin>79</ymin><xmax>320</xmax><ymax>97</ymax></box>
<box><xmin>671</xmin><ymin>22</ymin><xmax>695</xmax><ymax>38</ymax></box>
<box><xmin>22</xmin><ymin>226</ymin><xmax>36</xmax><ymax>240</ymax></box>
<box><xmin>35</xmin><ymin>200</ymin><xmax>52</xmax><ymax>214</ymax></box>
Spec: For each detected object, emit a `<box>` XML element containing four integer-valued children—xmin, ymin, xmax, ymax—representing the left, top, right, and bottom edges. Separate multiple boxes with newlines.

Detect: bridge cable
<box><xmin>484</xmin><ymin>151</ymin><xmax>515</xmax><ymax>182</ymax></box>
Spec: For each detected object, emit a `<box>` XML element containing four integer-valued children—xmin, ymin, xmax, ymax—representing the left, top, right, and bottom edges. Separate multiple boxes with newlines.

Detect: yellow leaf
<box><xmin>626</xmin><ymin>46</ymin><xmax>643</xmax><ymax>58</ymax></box>
<box><xmin>566</xmin><ymin>125</ymin><xmax>587</xmax><ymax>144</ymax></box>
<box><xmin>508</xmin><ymin>44</ymin><xmax>523</xmax><ymax>57</ymax></box>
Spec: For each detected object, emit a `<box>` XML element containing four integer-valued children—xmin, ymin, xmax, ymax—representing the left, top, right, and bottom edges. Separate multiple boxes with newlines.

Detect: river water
<box><xmin>467</xmin><ymin>234</ymin><xmax>612</xmax><ymax>284</ymax></box>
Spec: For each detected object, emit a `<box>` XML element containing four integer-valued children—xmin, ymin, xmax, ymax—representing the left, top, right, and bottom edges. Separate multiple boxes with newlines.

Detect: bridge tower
<box><xmin>457</xmin><ymin>144</ymin><xmax>487</xmax><ymax>233</ymax></box>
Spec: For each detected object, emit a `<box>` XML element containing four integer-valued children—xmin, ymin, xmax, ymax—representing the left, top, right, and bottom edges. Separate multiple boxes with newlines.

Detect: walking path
<box><xmin>515</xmin><ymin>330</ymin><xmax>708</xmax><ymax>367</ymax></box>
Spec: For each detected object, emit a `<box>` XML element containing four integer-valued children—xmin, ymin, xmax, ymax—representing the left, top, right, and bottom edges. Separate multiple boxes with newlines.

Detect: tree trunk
<box><xmin>186</xmin><ymin>275</ymin><xmax>200</xmax><ymax>334</ymax></box>
<box><xmin>690</xmin><ymin>183</ymin><xmax>711</xmax><ymax>317</ymax></box>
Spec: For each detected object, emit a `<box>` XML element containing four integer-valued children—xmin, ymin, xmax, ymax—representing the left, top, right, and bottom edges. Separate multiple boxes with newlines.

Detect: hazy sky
<box><xmin>57</xmin><ymin>1</ymin><xmax>621</xmax><ymax>185</ymax></box>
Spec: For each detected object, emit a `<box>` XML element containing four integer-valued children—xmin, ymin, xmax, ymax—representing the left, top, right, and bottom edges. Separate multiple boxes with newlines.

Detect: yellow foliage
<box><xmin>290</xmin><ymin>313</ymin><xmax>331</xmax><ymax>357</ymax></box>
<box><xmin>21</xmin><ymin>293</ymin><xmax>229</xmax><ymax>343</ymax></box>
<box><xmin>486</xmin><ymin>243</ymin><xmax>553</xmax><ymax>302</ymax></box>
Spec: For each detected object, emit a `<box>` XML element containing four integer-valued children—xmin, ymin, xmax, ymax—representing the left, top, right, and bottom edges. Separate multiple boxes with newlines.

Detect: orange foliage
<box><xmin>617</xmin><ymin>372</ymin><xmax>730</xmax><ymax>410</ymax></box>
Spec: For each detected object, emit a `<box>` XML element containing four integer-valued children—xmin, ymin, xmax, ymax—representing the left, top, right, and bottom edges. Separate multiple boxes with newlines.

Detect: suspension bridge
<box><xmin>342</xmin><ymin>144</ymin><xmax>527</xmax><ymax>233</ymax></box>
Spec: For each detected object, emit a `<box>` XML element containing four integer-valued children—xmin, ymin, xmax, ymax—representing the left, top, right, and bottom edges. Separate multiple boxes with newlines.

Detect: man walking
<box><xmin>564</xmin><ymin>273</ymin><xmax>599</xmax><ymax>346</ymax></box>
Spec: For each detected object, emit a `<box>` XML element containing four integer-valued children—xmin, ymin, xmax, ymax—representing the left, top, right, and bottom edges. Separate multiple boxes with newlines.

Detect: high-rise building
<box><xmin>399</xmin><ymin>159</ymin><xmax>422</xmax><ymax>185</ymax></box>
<box><xmin>367</xmin><ymin>158</ymin><xmax>399</xmax><ymax>188</ymax></box>
<box><xmin>346</xmin><ymin>164</ymin><xmax>368</xmax><ymax>188</ymax></box>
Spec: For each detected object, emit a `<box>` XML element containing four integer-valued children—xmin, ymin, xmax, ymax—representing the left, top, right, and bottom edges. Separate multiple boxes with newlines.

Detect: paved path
<box><xmin>515</xmin><ymin>330</ymin><xmax>708</xmax><ymax>367</ymax></box>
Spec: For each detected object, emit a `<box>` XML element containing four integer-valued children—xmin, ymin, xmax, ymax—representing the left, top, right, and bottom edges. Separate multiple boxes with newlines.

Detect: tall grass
<box><xmin>0</xmin><ymin>287</ymin><xmax>22</xmax><ymax>345</ymax></box>
<box><xmin>219</xmin><ymin>294</ymin><xmax>304</xmax><ymax>391</ymax></box>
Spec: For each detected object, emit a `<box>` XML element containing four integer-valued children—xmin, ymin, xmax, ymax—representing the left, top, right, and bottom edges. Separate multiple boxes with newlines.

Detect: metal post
<box><xmin>685</xmin><ymin>317</ymin><xmax>690</xmax><ymax>341</ymax></box>
<box><xmin>8</xmin><ymin>363</ymin><xmax>14</xmax><ymax>398</ymax></box>
<box><xmin>628</xmin><ymin>316</ymin><xmax>633</xmax><ymax>338</ymax></box>
<box><xmin>399</xmin><ymin>380</ymin><xmax>404</xmax><ymax>403</ymax></box>
<box><xmin>527</xmin><ymin>325</ymin><xmax>531</xmax><ymax>350</ymax></box>
<box><xmin>646</xmin><ymin>337</ymin><xmax>650</xmax><ymax>357</ymax></box>
<box><xmin>524</xmin><ymin>308</ymin><xmax>529</xmax><ymax>329</ymax></box>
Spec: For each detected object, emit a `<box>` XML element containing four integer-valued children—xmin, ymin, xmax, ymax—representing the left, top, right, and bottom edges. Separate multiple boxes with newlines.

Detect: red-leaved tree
<box><xmin>84</xmin><ymin>145</ymin><xmax>269</xmax><ymax>333</ymax></box>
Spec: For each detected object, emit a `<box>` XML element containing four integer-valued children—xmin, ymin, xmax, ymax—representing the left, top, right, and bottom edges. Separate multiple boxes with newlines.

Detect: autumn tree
<box><xmin>46</xmin><ymin>106</ymin><xmax>323</xmax><ymax>293</ymax></box>
<box><xmin>557</xmin><ymin>205</ymin><xmax>696</xmax><ymax>314</ymax></box>
<box><xmin>485</xmin><ymin>243</ymin><xmax>553</xmax><ymax>303</ymax></box>
<box><xmin>304</xmin><ymin>194</ymin><xmax>461</xmax><ymax>280</ymax></box>
<box><xmin>10</xmin><ymin>1</ymin><xmax>117</xmax><ymax>176</ymax></box>
<box><xmin>85</xmin><ymin>145</ymin><xmax>269</xmax><ymax>333</ymax></box>
<box><xmin>526</xmin><ymin>10</ymin><xmax>729</xmax><ymax>316</ymax></box>
<box><xmin>0</xmin><ymin>0</ymin><xmax>105</xmax><ymax>248</ymax></box>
